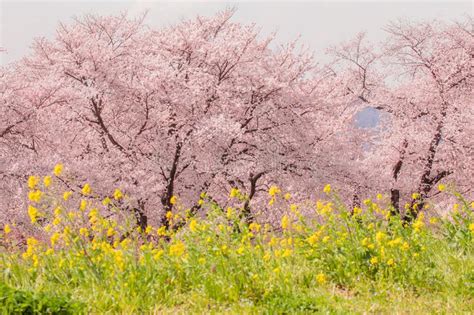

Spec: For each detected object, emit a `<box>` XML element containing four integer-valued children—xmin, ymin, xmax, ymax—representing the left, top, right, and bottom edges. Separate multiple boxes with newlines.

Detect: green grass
<box><xmin>1</xmin><ymin>179</ymin><xmax>473</xmax><ymax>314</ymax></box>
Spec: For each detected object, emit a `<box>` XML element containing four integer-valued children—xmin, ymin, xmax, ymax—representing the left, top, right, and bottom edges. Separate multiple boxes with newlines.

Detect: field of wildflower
<box><xmin>1</xmin><ymin>165</ymin><xmax>473</xmax><ymax>314</ymax></box>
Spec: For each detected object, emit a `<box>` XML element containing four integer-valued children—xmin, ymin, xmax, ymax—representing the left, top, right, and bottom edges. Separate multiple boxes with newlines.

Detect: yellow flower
<box><xmin>170</xmin><ymin>195</ymin><xmax>177</xmax><ymax>205</ymax></box>
<box><xmin>412</xmin><ymin>219</ymin><xmax>424</xmax><ymax>232</ymax></box>
<box><xmin>249</xmin><ymin>222</ymin><xmax>261</xmax><ymax>233</ymax></box>
<box><xmin>386</xmin><ymin>258</ymin><xmax>395</xmax><ymax>266</ymax></box>
<box><xmin>361</xmin><ymin>237</ymin><xmax>370</xmax><ymax>247</ymax></box>
<box><xmin>189</xmin><ymin>219</ymin><xmax>198</xmax><ymax>232</ymax></box>
<box><xmin>469</xmin><ymin>223</ymin><xmax>474</xmax><ymax>234</ymax></box>
<box><xmin>169</xmin><ymin>241</ymin><xmax>185</xmax><ymax>257</ymax></box>
<box><xmin>106</xmin><ymin>227</ymin><xmax>115</xmax><ymax>237</ymax></box>
<box><xmin>375</xmin><ymin>231</ymin><xmax>386</xmax><ymax>243</ymax></box>
<box><xmin>3</xmin><ymin>224</ymin><xmax>11</xmax><ymax>235</ymax></box>
<box><xmin>281</xmin><ymin>215</ymin><xmax>290</xmax><ymax>230</ymax></box>
<box><xmin>145</xmin><ymin>225</ymin><xmax>153</xmax><ymax>234</ymax></box>
<box><xmin>102</xmin><ymin>197</ymin><xmax>111</xmax><ymax>206</ymax></box>
<box><xmin>284</xmin><ymin>193</ymin><xmax>291</xmax><ymax>200</ymax></box>
<box><xmin>28</xmin><ymin>205</ymin><xmax>38</xmax><ymax>223</ymax></box>
<box><xmin>307</xmin><ymin>231</ymin><xmax>322</xmax><ymax>245</ymax></box>
<box><xmin>79</xmin><ymin>227</ymin><xmax>89</xmax><ymax>237</ymax></box>
<box><xmin>269</xmin><ymin>185</ymin><xmax>281</xmax><ymax>197</ymax></box>
<box><xmin>113</xmin><ymin>189</ymin><xmax>123</xmax><ymax>200</ymax></box>
<box><xmin>153</xmin><ymin>249</ymin><xmax>164</xmax><ymax>261</ymax></box>
<box><xmin>81</xmin><ymin>184</ymin><xmax>91</xmax><ymax>195</ymax></box>
<box><xmin>323</xmin><ymin>184</ymin><xmax>331</xmax><ymax>194</ymax></box>
<box><xmin>166</xmin><ymin>211</ymin><xmax>173</xmax><ymax>221</ymax></box>
<box><xmin>438</xmin><ymin>184</ymin><xmax>446</xmax><ymax>192</ymax></box>
<box><xmin>43</xmin><ymin>176</ymin><xmax>52</xmax><ymax>188</ymax></box>
<box><xmin>370</xmin><ymin>256</ymin><xmax>378</xmax><ymax>265</ymax></box>
<box><xmin>27</xmin><ymin>176</ymin><xmax>39</xmax><ymax>190</ymax></box>
<box><xmin>226</xmin><ymin>207</ymin><xmax>233</xmax><ymax>219</ymax></box>
<box><xmin>79</xmin><ymin>199</ymin><xmax>87</xmax><ymax>211</ymax></box>
<box><xmin>63</xmin><ymin>191</ymin><xmax>73</xmax><ymax>201</ymax></box>
<box><xmin>157</xmin><ymin>226</ymin><xmax>167</xmax><ymax>236</ymax></box>
<box><xmin>198</xmin><ymin>199</ymin><xmax>204</xmax><ymax>206</ymax></box>
<box><xmin>429</xmin><ymin>217</ymin><xmax>438</xmax><ymax>225</ymax></box>
<box><xmin>388</xmin><ymin>237</ymin><xmax>402</xmax><ymax>247</ymax></box>
<box><xmin>28</xmin><ymin>190</ymin><xmax>42</xmax><ymax>203</ymax></box>
<box><xmin>401</xmin><ymin>242</ymin><xmax>410</xmax><ymax>251</ymax></box>
<box><xmin>52</xmin><ymin>217</ymin><xmax>61</xmax><ymax>226</ymax></box>
<box><xmin>316</xmin><ymin>273</ymin><xmax>327</xmax><ymax>285</ymax></box>
<box><xmin>53</xmin><ymin>163</ymin><xmax>63</xmax><ymax>176</ymax></box>
<box><xmin>376</xmin><ymin>193</ymin><xmax>383</xmax><ymax>200</ymax></box>
<box><xmin>353</xmin><ymin>207</ymin><xmax>362</xmax><ymax>215</ymax></box>
<box><xmin>412</xmin><ymin>192</ymin><xmax>421</xmax><ymax>199</ymax></box>
<box><xmin>50</xmin><ymin>232</ymin><xmax>60</xmax><ymax>246</ymax></box>
<box><xmin>229</xmin><ymin>188</ymin><xmax>240</xmax><ymax>198</ymax></box>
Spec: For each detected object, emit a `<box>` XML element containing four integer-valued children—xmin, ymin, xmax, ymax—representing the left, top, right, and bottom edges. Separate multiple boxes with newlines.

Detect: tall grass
<box><xmin>1</xmin><ymin>166</ymin><xmax>473</xmax><ymax>313</ymax></box>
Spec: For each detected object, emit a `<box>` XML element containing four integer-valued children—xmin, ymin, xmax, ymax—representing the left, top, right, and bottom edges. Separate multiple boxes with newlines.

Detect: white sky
<box><xmin>1</xmin><ymin>1</ymin><xmax>472</xmax><ymax>65</ymax></box>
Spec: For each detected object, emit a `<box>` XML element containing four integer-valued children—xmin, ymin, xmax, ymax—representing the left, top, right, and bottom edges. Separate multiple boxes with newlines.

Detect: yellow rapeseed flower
<box><xmin>412</xmin><ymin>192</ymin><xmax>421</xmax><ymax>199</ymax></box>
<box><xmin>79</xmin><ymin>199</ymin><xmax>87</xmax><ymax>211</ymax></box>
<box><xmin>169</xmin><ymin>241</ymin><xmax>185</xmax><ymax>257</ymax></box>
<box><xmin>170</xmin><ymin>195</ymin><xmax>177</xmax><ymax>205</ymax></box>
<box><xmin>63</xmin><ymin>191</ymin><xmax>73</xmax><ymax>201</ymax></box>
<box><xmin>412</xmin><ymin>219</ymin><xmax>424</xmax><ymax>232</ymax></box>
<box><xmin>28</xmin><ymin>205</ymin><xmax>38</xmax><ymax>223</ymax></box>
<box><xmin>53</xmin><ymin>163</ymin><xmax>63</xmax><ymax>176</ymax></box>
<box><xmin>370</xmin><ymin>256</ymin><xmax>379</xmax><ymax>265</ymax></box>
<box><xmin>189</xmin><ymin>219</ymin><xmax>198</xmax><ymax>232</ymax></box>
<box><xmin>81</xmin><ymin>184</ymin><xmax>91</xmax><ymax>195</ymax></box>
<box><xmin>145</xmin><ymin>225</ymin><xmax>153</xmax><ymax>234</ymax></box>
<box><xmin>387</xmin><ymin>258</ymin><xmax>395</xmax><ymax>266</ymax></box>
<box><xmin>106</xmin><ymin>227</ymin><xmax>115</xmax><ymax>237</ymax></box>
<box><xmin>79</xmin><ymin>227</ymin><xmax>89</xmax><ymax>237</ymax></box>
<box><xmin>113</xmin><ymin>189</ymin><xmax>123</xmax><ymax>200</ymax></box>
<box><xmin>375</xmin><ymin>231</ymin><xmax>386</xmax><ymax>243</ymax></box>
<box><xmin>27</xmin><ymin>175</ymin><xmax>39</xmax><ymax>190</ymax></box>
<box><xmin>153</xmin><ymin>249</ymin><xmax>164</xmax><ymax>261</ymax></box>
<box><xmin>269</xmin><ymin>185</ymin><xmax>281</xmax><ymax>197</ymax></box>
<box><xmin>438</xmin><ymin>184</ymin><xmax>446</xmax><ymax>192</ymax></box>
<box><xmin>102</xmin><ymin>197</ymin><xmax>111</xmax><ymax>206</ymax></box>
<box><xmin>469</xmin><ymin>223</ymin><xmax>474</xmax><ymax>234</ymax></box>
<box><xmin>323</xmin><ymin>184</ymin><xmax>331</xmax><ymax>194</ymax></box>
<box><xmin>284</xmin><ymin>193</ymin><xmax>291</xmax><ymax>200</ymax></box>
<box><xmin>50</xmin><ymin>232</ymin><xmax>60</xmax><ymax>246</ymax></box>
<box><xmin>229</xmin><ymin>188</ymin><xmax>240</xmax><ymax>198</ymax></box>
<box><xmin>316</xmin><ymin>273</ymin><xmax>327</xmax><ymax>285</ymax></box>
<box><xmin>281</xmin><ymin>215</ymin><xmax>290</xmax><ymax>230</ymax></box>
<box><xmin>28</xmin><ymin>190</ymin><xmax>42</xmax><ymax>203</ymax></box>
<box><xmin>3</xmin><ymin>224</ymin><xmax>11</xmax><ymax>235</ymax></box>
<box><xmin>376</xmin><ymin>193</ymin><xmax>383</xmax><ymax>200</ymax></box>
<box><xmin>43</xmin><ymin>176</ymin><xmax>52</xmax><ymax>188</ymax></box>
<box><xmin>249</xmin><ymin>222</ymin><xmax>261</xmax><ymax>233</ymax></box>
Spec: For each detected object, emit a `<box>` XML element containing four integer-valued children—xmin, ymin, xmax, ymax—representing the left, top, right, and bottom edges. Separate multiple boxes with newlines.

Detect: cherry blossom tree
<box><xmin>2</xmin><ymin>10</ymin><xmax>334</xmax><ymax>227</ymax></box>
<box><xmin>326</xmin><ymin>17</ymin><xmax>473</xmax><ymax>218</ymax></box>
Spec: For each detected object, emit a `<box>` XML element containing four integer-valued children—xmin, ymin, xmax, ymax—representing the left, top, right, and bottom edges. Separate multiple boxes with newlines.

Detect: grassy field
<box><xmin>1</xmin><ymin>171</ymin><xmax>473</xmax><ymax>314</ymax></box>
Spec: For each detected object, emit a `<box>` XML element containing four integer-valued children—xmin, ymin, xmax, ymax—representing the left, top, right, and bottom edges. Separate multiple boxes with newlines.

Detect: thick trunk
<box><xmin>390</xmin><ymin>139</ymin><xmax>408</xmax><ymax>215</ymax></box>
<box><xmin>403</xmin><ymin>102</ymin><xmax>448</xmax><ymax>222</ymax></box>
<box><xmin>242</xmin><ymin>171</ymin><xmax>266</xmax><ymax>224</ymax></box>
<box><xmin>160</xmin><ymin>142</ymin><xmax>182</xmax><ymax>228</ymax></box>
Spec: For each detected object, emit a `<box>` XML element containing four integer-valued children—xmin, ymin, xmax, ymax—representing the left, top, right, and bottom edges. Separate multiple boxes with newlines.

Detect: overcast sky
<box><xmin>1</xmin><ymin>1</ymin><xmax>472</xmax><ymax>65</ymax></box>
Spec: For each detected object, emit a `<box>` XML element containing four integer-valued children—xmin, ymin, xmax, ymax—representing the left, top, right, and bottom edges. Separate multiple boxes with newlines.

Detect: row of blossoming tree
<box><xmin>1</xmin><ymin>10</ymin><xmax>472</xmax><ymax>228</ymax></box>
